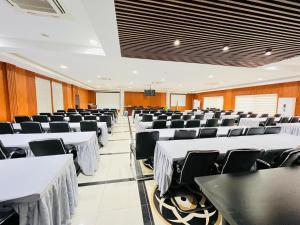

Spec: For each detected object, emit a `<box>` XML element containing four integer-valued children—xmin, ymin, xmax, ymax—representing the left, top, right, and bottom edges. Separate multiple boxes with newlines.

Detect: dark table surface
<box><xmin>195</xmin><ymin>167</ymin><xmax>300</xmax><ymax>225</ymax></box>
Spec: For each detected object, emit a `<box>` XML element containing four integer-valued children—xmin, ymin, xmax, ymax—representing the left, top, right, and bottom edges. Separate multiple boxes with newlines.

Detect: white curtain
<box><xmin>170</xmin><ymin>94</ymin><xmax>186</xmax><ymax>106</ymax></box>
<box><xmin>35</xmin><ymin>77</ymin><xmax>52</xmax><ymax>113</ymax></box>
<box><xmin>52</xmin><ymin>82</ymin><xmax>64</xmax><ymax>112</ymax></box>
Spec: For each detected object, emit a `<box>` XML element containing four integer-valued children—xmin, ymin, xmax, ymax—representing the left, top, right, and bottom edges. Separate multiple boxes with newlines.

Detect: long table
<box><xmin>13</xmin><ymin>122</ymin><xmax>109</xmax><ymax>146</ymax></box>
<box><xmin>0</xmin><ymin>132</ymin><xmax>99</xmax><ymax>175</ymax></box>
<box><xmin>154</xmin><ymin>134</ymin><xmax>300</xmax><ymax>196</ymax></box>
<box><xmin>277</xmin><ymin>123</ymin><xmax>300</xmax><ymax>136</ymax></box>
<box><xmin>195</xmin><ymin>166</ymin><xmax>300</xmax><ymax>225</ymax></box>
<box><xmin>0</xmin><ymin>155</ymin><xmax>78</xmax><ymax>225</ymax></box>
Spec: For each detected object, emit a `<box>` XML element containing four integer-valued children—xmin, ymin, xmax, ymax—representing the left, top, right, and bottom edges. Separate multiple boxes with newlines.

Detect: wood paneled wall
<box><xmin>124</xmin><ymin>91</ymin><xmax>167</xmax><ymax>108</ymax></box>
<box><xmin>193</xmin><ymin>81</ymin><xmax>300</xmax><ymax>114</ymax></box>
<box><xmin>0</xmin><ymin>62</ymin><xmax>96</xmax><ymax>121</ymax></box>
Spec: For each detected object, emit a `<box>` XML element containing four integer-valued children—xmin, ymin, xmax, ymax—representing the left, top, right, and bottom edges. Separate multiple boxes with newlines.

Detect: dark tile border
<box><xmin>100</xmin><ymin>152</ymin><xmax>130</xmax><ymax>155</ymax></box>
<box><xmin>78</xmin><ymin>177</ymin><xmax>135</xmax><ymax>187</ymax></box>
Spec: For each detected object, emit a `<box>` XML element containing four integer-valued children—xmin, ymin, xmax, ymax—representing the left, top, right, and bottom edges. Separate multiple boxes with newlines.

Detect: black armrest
<box><xmin>256</xmin><ymin>159</ymin><xmax>271</xmax><ymax>170</ymax></box>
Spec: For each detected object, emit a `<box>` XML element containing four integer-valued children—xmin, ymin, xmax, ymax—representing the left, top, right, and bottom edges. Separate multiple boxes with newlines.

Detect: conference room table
<box><xmin>195</xmin><ymin>166</ymin><xmax>300</xmax><ymax>225</ymax></box>
<box><xmin>154</xmin><ymin>134</ymin><xmax>300</xmax><ymax>196</ymax></box>
<box><xmin>277</xmin><ymin>123</ymin><xmax>300</xmax><ymax>136</ymax></box>
<box><xmin>12</xmin><ymin>122</ymin><xmax>109</xmax><ymax>146</ymax></box>
<box><xmin>239</xmin><ymin>117</ymin><xmax>280</xmax><ymax>126</ymax></box>
<box><xmin>0</xmin><ymin>132</ymin><xmax>99</xmax><ymax>175</ymax></box>
<box><xmin>0</xmin><ymin>155</ymin><xmax>77</xmax><ymax>225</ymax></box>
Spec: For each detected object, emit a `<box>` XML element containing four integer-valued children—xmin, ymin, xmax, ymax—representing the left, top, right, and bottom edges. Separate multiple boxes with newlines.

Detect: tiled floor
<box><xmin>71</xmin><ymin>116</ymin><xmax>153</xmax><ymax>225</ymax></box>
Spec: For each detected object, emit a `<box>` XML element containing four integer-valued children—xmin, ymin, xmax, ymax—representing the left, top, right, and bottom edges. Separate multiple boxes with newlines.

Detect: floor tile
<box><xmin>97</xmin><ymin>207</ymin><xmax>143</xmax><ymax>225</ymax></box>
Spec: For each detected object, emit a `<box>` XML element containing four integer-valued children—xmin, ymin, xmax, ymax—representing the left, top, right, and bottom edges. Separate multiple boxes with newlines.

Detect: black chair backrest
<box><xmin>278</xmin><ymin>149</ymin><xmax>300</xmax><ymax>167</ymax></box>
<box><xmin>99</xmin><ymin>115</ymin><xmax>112</xmax><ymax>128</ymax></box>
<box><xmin>259</xmin><ymin>148</ymin><xmax>291</xmax><ymax>166</ymax></box>
<box><xmin>20</xmin><ymin>122</ymin><xmax>43</xmax><ymax>133</ymax></box>
<box><xmin>194</xmin><ymin>114</ymin><xmax>204</xmax><ymax>120</ymax></box>
<box><xmin>171</xmin><ymin>114</ymin><xmax>181</xmax><ymax>120</ymax></box>
<box><xmin>84</xmin><ymin>115</ymin><xmax>97</xmax><ymax>121</ymax></box>
<box><xmin>67</xmin><ymin>108</ymin><xmax>77</xmax><ymax>112</ymax></box>
<box><xmin>237</xmin><ymin>111</ymin><xmax>244</xmax><ymax>115</ymax></box>
<box><xmin>182</xmin><ymin>115</ymin><xmax>192</xmax><ymax>121</ymax></box>
<box><xmin>15</xmin><ymin>116</ymin><xmax>31</xmax><ymax>123</ymax></box>
<box><xmin>179</xmin><ymin>150</ymin><xmax>220</xmax><ymax>184</ymax></box>
<box><xmin>50</xmin><ymin>115</ymin><xmax>65</xmax><ymax>121</ymax></box>
<box><xmin>274</xmin><ymin>114</ymin><xmax>281</xmax><ymax>118</ymax></box>
<box><xmin>225</xmin><ymin>111</ymin><xmax>232</xmax><ymax>115</ymax></box>
<box><xmin>227</xmin><ymin>128</ymin><xmax>244</xmax><ymax>137</ymax></box>
<box><xmin>29</xmin><ymin>138</ymin><xmax>66</xmax><ymax>156</ymax></box>
<box><xmin>154</xmin><ymin>112</ymin><xmax>161</xmax><ymax>117</ymax></box>
<box><xmin>173</xmin><ymin>130</ymin><xmax>197</xmax><ymax>140</ymax></box>
<box><xmin>53</xmin><ymin>112</ymin><xmax>65</xmax><ymax>116</ymax></box>
<box><xmin>170</xmin><ymin>119</ymin><xmax>184</xmax><ymax>128</ymax></box>
<box><xmin>143</xmin><ymin>110</ymin><xmax>150</xmax><ymax>114</ymax></box>
<box><xmin>289</xmin><ymin>117</ymin><xmax>299</xmax><ymax>123</ymax></box>
<box><xmin>265</xmin><ymin>117</ymin><xmax>275</xmax><ymax>126</ymax></box>
<box><xmin>245</xmin><ymin>127</ymin><xmax>265</xmax><ymax>136</ymax></box>
<box><xmin>158</xmin><ymin>115</ymin><xmax>167</xmax><ymax>120</ymax></box>
<box><xmin>135</xmin><ymin>131</ymin><xmax>159</xmax><ymax>160</ymax></box>
<box><xmin>221</xmin><ymin>149</ymin><xmax>262</xmax><ymax>174</ymax></box>
<box><xmin>260</xmin><ymin>113</ymin><xmax>269</xmax><ymax>118</ymax></box>
<box><xmin>205</xmin><ymin>118</ymin><xmax>219</xmax><ymax>127</ymax></box>
<box><xmin>80</xmin><ymin>121</ymin><xmax>99</xmax><ymax>135</ymax></box>
<box><xmin>69</xmin><ymin>114</ymin><xmax>82</xmax><ymax>123</ymax></box>
<box><xmin>264</xmin><ymin>126</ymin><xmax>281</xmax><ymax>134</ymax></box>
<box><xmin>166</xmin><ymin>112</ymin><xmax>173</xmax><ymax>116</ymax></box>
<box><xmin>239</xmin><ymin>113</ymin><xmax>248</xmax><ymax>118</ymax></box>
<box><xmin>0</xmin><ymin>122</ymin><xmax>15</xmax><ymax>134</ymax></box>
<box><xmin>81</xmin><ymin>112</ymin><xmax>91</xmax><ymax>116</ymax></box>
<box><xmin>32</xmin><ymin>115</ymin><xmax>49</xmax><ymax>123</ymax></box>
<box><xmin>57</xmin><ymin>110</ymin><xmax>66</xmax><ymax>113</ymax></box>
<box><xmin>186</xmin><ymin>120</ymin><xmax>201</xmax><ymax>128</ymax></box>
<box><xmin>40</xmin><ymin>113</ymin><xmax>52</xmax><ymax>117</ymax></box>
<box><xmin>221</xmin><ymin>119</ymin><xmax>235</xmax><ymax>126</ymax></box>
<box><xmin>279</xmin><ymin>117</ymin><xmax>290</xmax><ymax>123</ymax></box>
<box><xmin>152</xmin><ymin>120</ymin><xmax>167</xmax><ymax>129</ymax></box>
<box><xmin>198</xmin><ymin>128</ymin><xmax>217</xmax><ymax>138</ymax></box>
<box><xmin>249</xmin><ymin>113</ymin><xmax>258</xmax><ymax>118</ymax></box>
<box><xmin>142</xmin><ymin>114</ymin><xmax>153</xmax><ymax>122</ymax></box>
<box><xmin>150</xmin><ymin>110</ymin><xmax>157</xmax><ymax>114</ymax></box>
<box><xmin>49</xmin><ymin>122</ymin><xmax>71</xmax><ymax>133</ymax></box>
<box><xmin>66</xmin><ymin>112</ymin><xmax>78</xmax><ymax>117</ymax></box>
<box><xmin>214</xmin><ymin>111</ymin><xmax>221</xmax><ymax>119</ymax></box>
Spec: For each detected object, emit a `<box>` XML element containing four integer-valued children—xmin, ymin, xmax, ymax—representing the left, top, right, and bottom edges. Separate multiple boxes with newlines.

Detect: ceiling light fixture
<box><xmin>60</xmin><ymin>65</ymin><xmax>68</xmax><ymax>69</ymax></box>
<box><xmin>132</xmin><ymin>70</ymin><xmax>138</xmax><ymax>75</ymax></box>
<box><xmin>222</xmin><ymin>45</ymin><xmax>230</xmax><ymax>52</ymax></box>
<box><xmin>265</xmin><ymin>66</ymin><xmax>278</xmax><ymax>71</ymax></box>
<box><xmin>265</xmin><ymin>48</ymin><xmax>272</xmax><ymax>56</ymax></box>
<box><xmin>208</xmin><ymin>75</ymin><xmax>214</xmax><ymax>79</ymax></box>
<box><xmin>89</xmin><ymin>39</ymin><xmax>98</xmax><ymax>45</ymax></box>
<box><xmin>161</xmin><ymin>78</ymin><xmax>166</xmax><ymax>82</ymax></box>
<box><xmin>173</xmin><ymin>39</ymin><xmax>181</xmax><ymax>47</ymax></box>
<box><xmin>97</xmin><ymin>75</ymin><xmax>102</xmax><ymax>78</ymax></box>
<box><xmin>258</xmin><ymin>78</ymin><xmax>263</xmax><ymax>81</ymax></box>
<box><xmin>87</xmin><ymin>80</ymin><xmax>91</xmax><ymax>83</ymax></box>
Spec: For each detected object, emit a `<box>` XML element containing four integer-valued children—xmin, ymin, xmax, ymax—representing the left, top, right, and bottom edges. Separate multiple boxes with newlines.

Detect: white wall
<box><xmin>52</xmin><ymin>82</ymin><xmax>64</xmax><ymax>112</ymax></box>
<box><xmin>203</xmin><ymin>96</ymin><xmax>224</xmax><ymax>109</ymax></box>
<box><xmin>96</xmin><ymin>92</ymin><xmax>121</xmax><ymax>109</ymax></box>
<box><xmin>35</xmin><ymin>77</ymin><xmax>52</xmax><ymax>113</ymax></box>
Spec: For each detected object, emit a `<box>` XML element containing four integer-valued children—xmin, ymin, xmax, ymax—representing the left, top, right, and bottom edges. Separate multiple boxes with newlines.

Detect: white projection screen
<box><xmin>170</xmin><ymin>94</ymin><xmax>186</xmax><ymax>107</ymax></box>
<box><xmin>35</xmin><ymin>77</ymin><xmax>52</xmax><ymax>113</ymax></box>
<box><xmin>96</xmin><ymin>92</ymin><xmax>120</xmax><ymax>109</ymax></box>
<box><xmin>52</xmin><ymin>82</ymin><xmax>64</xmax><ymax>112</ymax></box>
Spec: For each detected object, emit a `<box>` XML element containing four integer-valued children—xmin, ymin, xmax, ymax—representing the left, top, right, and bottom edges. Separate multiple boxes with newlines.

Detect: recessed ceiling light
<box><xmin>89</xmin><ymin>39</ymin><xmax>98</xmax><ymax>45</ymax></box>
<box><xmin>60</xmin><ymin>65</ymin><xmax>67</xmax><ymax>69</ymax></box>
<box><xmin>264</xmin><ymin>66</ymin><xmax>278</xmax><ymax>71</ymax></box>
<box><xmin>173</xmin><ymin>39</ymin><xmax>181</xmax><ymax>47</ymax></box>
<box><xmin>87</xmin><ymin>80</ymin><xmax>91</xmax><ymax>83</ymax></box>
<box><xmin>97</xmin><ymin>75</ymin><xmax>102</xmax><ymax>78</ymax></box>
<box><xmin>258</xmin><ymin>78</ymin><xmax>263</xmax><ymax>81</ymax></box>
<box><xmin>222</xmin><ymin>45</ymin><xmax>230</xmax><ymax>52</ymax></box>
<box><xmin>161</xmin><ymin>78</ymin><xmax>166</xmax><ymax>82</ymax></box>
<box><xmin>265</xmin><ymin>48</ymin><xmax>272</xmax><ymax>56</ymax></box>
<box><xmin>208</xmin><ymin>75</ymin><xmax>214</xmax><ymax>79</ymax></box>
<box><xmin>132</xmin><ymin>70</ymin><xmax>138</xmax><ymax>74</ymax></box>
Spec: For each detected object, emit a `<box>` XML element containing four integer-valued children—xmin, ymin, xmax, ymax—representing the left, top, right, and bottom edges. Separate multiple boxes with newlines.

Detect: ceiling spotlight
<box><xmin>222</xmin><ymin>45</ymin><xmax>230</xmax><ymax>52</ymax></box>
<box><xmin>60</xmin><ymin>65</ymin><xmax>67</xmax><ymax>69</ymax></box>
<box><xmin>87</xmin><ymin>80</ymin><xmax>91</xmax><ymax>83</ymax></box>
<box><xmin>265</xmin><ymin>66</ymin><xmax>278</xmax><ymax>71</ymax></box>
<box><xmin>173</xmin><ymin>39</ymin><xmax>181</xmax><ymax>47</ymax></box>
<box><xmin>97</xmin><ymin>75</ymin><xmax>102</xmax><ymax>78</ymax></box>
<box><xmin>265</xmin><ymin>48</ymin><xmax>272</xmax><ymax>56</ymax></box>
<box><xmin>258</xmin><ymin>78</ymin><xmax>263</xmax><ymax>81</ymax></box>
<box><xmin>89</xmin><ymin>39</ymin><xmax>98</xmax><ymax>45</ymax></box>
<box><xmin>132</xmin><ymin>70</ymin><xmax>138</xmax><ymax>75</ymax></box>
<box><xmin>208</xmin><ymin>75</ymin><xmax>214</xmax><ymax>79</ymax></box>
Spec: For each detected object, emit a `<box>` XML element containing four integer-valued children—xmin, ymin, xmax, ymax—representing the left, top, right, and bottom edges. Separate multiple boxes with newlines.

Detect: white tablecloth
<box><xmin>154</xmin><ymin>134</ymin><xmax>300</xmax><ymax>195</ymax></box>
<box><xmin>13</xmin><ymin>122</ymin><xmax>108</xmax><ymax>146</ymax></box>
<box><xmin>220</xmin><ymin>115</ymin><xmax>240</xmax><ymax>120</ymax></box>
<box><xmin>0</xmin><ymin>132</ymin><xmax>99</xmax><ymax>175</ymax></box>
<box><xmin>277</xmin><ymin>123</ymin><xmax>300</xmax><ymax>136</ymax></box>
<box><xmin>0</xmin><ymin>155</ymin><xmax>78</xmax><ymax>225</ymax></box>
<box><xmin>238</xmin><ymin>118</ymin><xmax>267</xmax><ymax>126</ymax></box>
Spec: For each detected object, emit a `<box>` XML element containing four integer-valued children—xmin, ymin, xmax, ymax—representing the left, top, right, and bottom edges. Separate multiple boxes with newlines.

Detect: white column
<box><xmin>120</xmin><ymin>89</ymin><xmax>125</xmax><ymax>113</ymax></box>
<box><xmin>166</xmin><ymin>92</ymin><xmax>170</xmax><ymax>109</ymax></box>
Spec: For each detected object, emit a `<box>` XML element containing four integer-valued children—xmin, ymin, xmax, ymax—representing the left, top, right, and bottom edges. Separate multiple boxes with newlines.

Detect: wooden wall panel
<box><xmin>0</xmin><ymin>63</ymin><xmax>10</xmax><ymax>121</ymax></box>
<box><xmin>124</xmin><ymin>91</ymin><xmax>166</xmax><ymax>108</ymax></box>
<box><xmin>63</xmin><ymin>83</ymin><xmax>74</xmax><ymax>110</ymax></box>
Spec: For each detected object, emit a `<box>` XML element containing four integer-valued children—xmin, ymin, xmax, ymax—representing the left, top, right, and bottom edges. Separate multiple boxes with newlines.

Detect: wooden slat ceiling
<box><xmin>114</xmin><ymin>0</ymin><xmax>300</xmax><ymax>67</ymax></box>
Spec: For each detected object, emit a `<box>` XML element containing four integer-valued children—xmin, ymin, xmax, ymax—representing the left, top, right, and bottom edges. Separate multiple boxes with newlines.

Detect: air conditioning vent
<box><xmin>6</xmin><ymin>0</ymin><xmax>65</xmax><ymax>16</ymax></box>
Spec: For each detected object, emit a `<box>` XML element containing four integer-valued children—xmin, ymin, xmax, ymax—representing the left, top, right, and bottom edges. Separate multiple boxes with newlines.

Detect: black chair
<box><xmin>84</xmin><ymin>115</ymin><xmax>97</xmax><ymax>121</ymax></box>
<box><xmin>50</xmin><ymin>115</ymin><xmax>65</xmax><ymax>121</ymax></box>
<box><xmin>0</xmin><ymin>140</ymin><xmax>26</xmax><ymax>159</ymax></box>
<box><xmin>154</xmin><ymin>112</ymin><xmax>161</xmax><ymax>117</ymax></box>
<box><xmin>173</xmin><ymin>130</ymin><xmax>197</xmax><ymax>140</ymax></box>
<box><xmin>205</xmin><ymin>118</ymin><xmax>219</xmax><ymax>127</ymax></box>
<box><xmin>264</xmin><ymin>126</ymin><xmax>281</xmax><ymax>134</ymax></box>
<box><xmin>249</xmin><ymin>113</ymin><xmax>258</xmax><ymax>118</ymax></box>
<box><xmin>81</xmin><ymin>112</ymin><xmax>91</xmax><ymax>116</ymax></box>
<box><xmin>221</xmin><ymin>119</ymin><xmax>235</xmax><ymax>126</ymax></box>
<box><xmin>49</xmin><ymin>122</ymin><xmax>71</xmax><ymax>133</ymax></box>
<box><xmin>186</xmin><ymin>120</ymin><xmax>201</xmax><ymax>128</ymax></box>
<box><xmin>66</xmin><ymin>112</ymin><xmax>78</xmax><ymax>117</ymax></box>
<box><xmin>227</xmin><ymin>128</ymin><xmax>244</xmax><ymax>137</ymax></box>
<box><xmin>166</xmin><ymin>112</ymin><xmax>173</xmax><ymax>116</ymax></box>
<box><xmin>150</xmin><ymin>110</ymin><xmax>157</xmax><ymax>114</ymax></box>
<box><xmin>157</xmin><ymin>115</ymin><xmax>168</xmax><ymax>120</ymax></box>
<box><xmin>213</xmin><ymin>111</ymin><xmax>221</xmax><ymax>119</ymax></box>
<box><xmin>130</xmin><ymin>131</ymin><xmax>159</xmax><ymax>167</ymax></box>
<box><xmin>39</xmin><ymin>113</ymin><xmax>52</xmax><ymax>117</ymax></box>
<box><xmin>142</xmin><ymin>114</ymin><xmax>153</xmax><ymax>122</ymax></box>
<box><xmin>260</xmin><ymin>113</ymin><xmax>269</xmax><ymax>118</ymax></box>
<box><xmin>170</xmin><ymin>119</ymin><xmax>184</xmax><ymax>128</ymax></box>
<box><xmin>278</xmin><ymin>117</ymin><xmax>290</xmax><ymax>123</ymax></box>
<box><xmin>53</xmin><ymin>112</ymin><xmax>65</xmax><ymax>116</ymax></box>
<box><xmin>274</xmin><ymin>114</ymin><xmax>281</xmax><ymax>118</ymax></box>
<box><xmin>0</xmin><ymin>207</ymin><xmax>19</xmax><ymax>225</ymax></box>
<box><xmin>194</xmin><ymin>114</ymin><xmax>204</xmax><ymax>120</ymax></box>
<box><xmin>277</xmin><ymin>149</ymin><xmax>300</xmax><ymax>167</ymax></box>
<box><xmin>257</xmin><ymin>148</ymin><xmax>292</xmax><ymax>169</ymax></box>
<box><xmin>237</xmin><ymin>111</ymin><xmax>244</xmax><ymax>115</ymax></box>
<box><xmin>198</xmin><ymin>128</ymin><xmax>217</xmax><ymax>138</ymax></box>
<box><xmin>142</xmin><ymin>110</ymin><xmax>150</xmax><ymax>114</ymax></box>
<box><xmin>80</xmin><ymin>121</ymin><xmax>101</xmax><ymax>140</ymax></box>
<box><xmin>171</xmin><ymin>114</ymin><xmax>181</xmax><ymax>120</ymax></box>
<box><xmin>57</xmin><ymin>110</ymin><xmax>66</xmax><ymax>113</ymax></box>
<box><xmin>69</xmin><ymin>114</ymin><xmax>83</xmax><ymax>123</ymax></box>
<box><xmin>15</xmin><ymin>116</ymin><xmax>31</xmax><ymax>123</ymax></box>
<box><xmin>182</xmin><ymin>115</ymin><xmax>192</xmax><ymax>121</ymax></box>
<box><xmin>245</xmin><ymin>127</ymin><xmax>265</xmax><ymax>135</ymax></box>
<box><xmin>99</xmin><ymin>115</ymin><xmax>112</xmax><ymax>132</ymax></box>
<box><xmin>32</xmin><ymin>115</ymin><xmax>49</xmax><ymax>123</ymax></box>
<box><xmin>0</xmin><ymin>122</ymin><xmax>15</xmax><ymax>134</ymax></box>
<box><xmin>225</xmin><ymin>111</ymin><xmax>232</xmax><ymax>115</ymax></box>
<box><xmin>260</xmin><ymin>117</ymin><xmax>275</xmax><ymax>126</ymax></box>
<box><xmin>289</xmin><ymin>117</ymin><xmax>299</xmax><ymax>123</ymax></box>
<box><xmin>152</xmin><ymin>120</ymin><xmax>167</xmax><ymax>129</ymax></box>
<box><xmin>67</xmin><ymin>108</ymin><xmax>77</xmax><ymax>112</ymax></box>
<box><xmin>20</xmin><ymin>122</ymin><xmax>44</xmax><ymax>133</ymax></box>
<box><xmin>239</xmin><ymin>113</ymin><xmax>248</xmax><ymax>118</ymax></box>
<box><xmin>176</xmin><ymin>150</ymin><xmax>219</xmax><ymax>184</ymax></box>
<box><xmin>219</xmin><ymin>149</ymin><xmax>262</xmax><ymax>174</ymax></box>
